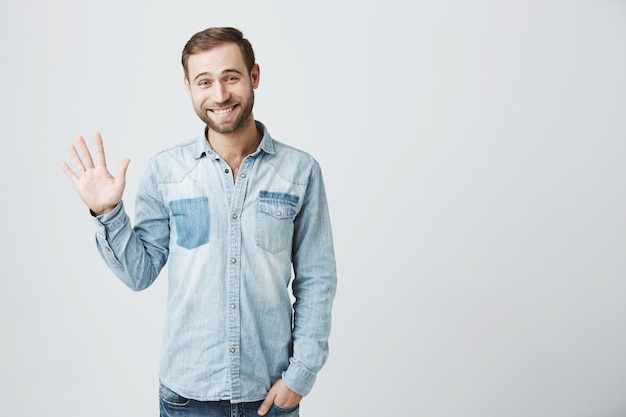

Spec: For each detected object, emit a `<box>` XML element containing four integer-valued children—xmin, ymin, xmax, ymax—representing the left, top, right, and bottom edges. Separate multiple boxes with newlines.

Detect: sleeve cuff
<box><xmin>282</xmin><ymin>358</ymin><xmax>317</xmax><ymax>397</ymax></box>
<box><xmin>89</xmin><ymin>203</ymin><xmax>122</xmax><ymax>219</ymax></box>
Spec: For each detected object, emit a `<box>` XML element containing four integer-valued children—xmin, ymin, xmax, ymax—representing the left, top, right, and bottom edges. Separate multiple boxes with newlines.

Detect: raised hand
<box><xmin>61</xmin><ymin>133</ymin><xmax>130</xmax><ymax>216</ymax></box>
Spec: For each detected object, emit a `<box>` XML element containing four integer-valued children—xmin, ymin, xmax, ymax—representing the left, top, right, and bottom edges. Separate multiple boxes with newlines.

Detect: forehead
<box><xmin>187</xmin><ymin>43</ymin><xmax>247</xmax><ymax>79</ymax></box>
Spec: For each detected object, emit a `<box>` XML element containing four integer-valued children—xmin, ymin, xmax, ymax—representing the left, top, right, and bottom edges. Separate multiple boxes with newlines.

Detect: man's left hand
<box><xmin>257</xmin><ymin>378</ymin><xmax>302</xmax><ymax>416</ymax></box>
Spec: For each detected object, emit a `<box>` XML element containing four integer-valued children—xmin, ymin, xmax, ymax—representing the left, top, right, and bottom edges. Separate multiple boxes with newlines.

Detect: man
<box><xmin>61</xmin><ymin>27</ymin><xmax>337</xmax><ymax>417</ymax></box>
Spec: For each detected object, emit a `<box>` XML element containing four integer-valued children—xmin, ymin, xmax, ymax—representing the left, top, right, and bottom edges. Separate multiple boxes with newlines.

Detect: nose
<box><xmin>213</xmin><ymin>81</ymin><xmax>230</xmax><ymax>104</ymax></box>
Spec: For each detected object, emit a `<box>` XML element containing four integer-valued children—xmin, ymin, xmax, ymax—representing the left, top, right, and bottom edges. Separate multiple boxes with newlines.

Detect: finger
<box><xmin>75</xmin><ymin>134</ymin><xmax>95</xmax><ymax>169</ymax></box>
<box><xmin>116</xmin><ymin>158</ymin><xmax>131</xmax><ymax>182</ymax></box>
<box><xmin>93</xmin><ymin>132</ymin><xmax>107</xmax><ymax>168</ymax></box>
<box><xmin>257</xmin><ymin>390</ymin><xmax>277</xmax><ymax>416</ymax></box>
<box><xmin>68</xmin><ymin>142</ymin><xmax>86</xmax><ymax>173</ymax></box>
<box><xmin>60</xmin><ymin>161</ymin><xmax>79</xmax><ymax>183</ymax></box>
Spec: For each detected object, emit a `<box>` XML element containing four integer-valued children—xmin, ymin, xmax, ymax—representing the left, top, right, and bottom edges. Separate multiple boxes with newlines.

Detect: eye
<box><xmin>225</xmin><ymin>76</ymin><xmax>239</xmax><ymax>83</ymax></box>
<box><xmin>198</xmin><ymin>80</ymin><xmax>212</xmax><ymax>87</ymax></box>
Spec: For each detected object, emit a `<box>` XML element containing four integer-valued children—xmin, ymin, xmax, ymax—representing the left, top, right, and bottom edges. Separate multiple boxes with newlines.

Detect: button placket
<box><xmin>224</xmin><ymin>157</ymin><xmax>256</xmax><ymax>401</ymax></box>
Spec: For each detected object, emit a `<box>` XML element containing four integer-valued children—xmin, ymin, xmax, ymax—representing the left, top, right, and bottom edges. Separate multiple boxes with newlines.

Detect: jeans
<box><xmin>159</xmin><ymin>384</ymin><xmax>300</xmax><ymax>417</ymax></box>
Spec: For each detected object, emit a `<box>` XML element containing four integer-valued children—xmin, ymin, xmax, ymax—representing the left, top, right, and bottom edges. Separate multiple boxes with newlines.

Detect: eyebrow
<box><xmin>193</xmin><ymin>68</ymin><xmax>244</xmax><ymax>82</ymax></box>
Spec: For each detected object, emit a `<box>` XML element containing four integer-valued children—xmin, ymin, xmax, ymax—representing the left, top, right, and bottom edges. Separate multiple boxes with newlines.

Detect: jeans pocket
<box><xmin>256</xmin><ymin>191</ymin><xmax>299</xmax><ymax>253</ymax></box>
<box><xmin>159</xmin><ymin>383</ymin><xmax>191</xmax><ymax>407</ymax></box>
<box><xmin>271</xmin><ymin>403</ymin><xmax>300</xmax><ymax>415</ymax></box>
<box><xmin>169</xmin><ymin>197</ymin><xmax>210</xmax><ymax>250</ymax></box>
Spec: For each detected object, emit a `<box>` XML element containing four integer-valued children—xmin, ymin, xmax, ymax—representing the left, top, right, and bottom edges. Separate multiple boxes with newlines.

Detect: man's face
<box><xmin>184</xmin><ymin>43</ymin><xmax>259</xmax><ymax>135</ymax></box>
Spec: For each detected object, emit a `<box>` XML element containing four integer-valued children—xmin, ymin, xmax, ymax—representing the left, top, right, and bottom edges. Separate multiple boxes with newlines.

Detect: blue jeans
<box><xmin>159</xmin><ymin>383</ymin><xmax>300</xmax><ymax>417</ymax></box>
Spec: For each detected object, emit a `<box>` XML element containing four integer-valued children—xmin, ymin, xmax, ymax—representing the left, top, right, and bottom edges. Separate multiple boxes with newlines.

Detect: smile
<box><xmin>212</xmin><ymin>106</ymin><xmax>235</xmax><ymax>115</ymax></box>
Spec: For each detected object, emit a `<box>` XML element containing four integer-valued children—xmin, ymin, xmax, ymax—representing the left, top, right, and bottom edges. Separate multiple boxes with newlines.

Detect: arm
<box><xmin>286</xmin><ymin>166</ymin><xmax>338</xmax><ymax>394</ymax></box>
<box><xmin>62</xmin><ymin>133</ymin><xmax>169</xmax><ymax>290</ymax></box>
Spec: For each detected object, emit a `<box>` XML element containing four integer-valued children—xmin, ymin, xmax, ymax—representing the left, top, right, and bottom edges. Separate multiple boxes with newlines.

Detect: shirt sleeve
<box><xmin>93</xmin><ymin>162</ymin><xmax>170</xmax><ymax>291</ymax></box>
<box><xmin>282</xmin><ymin>164</ymin><xmax>337</xmax><ymax>396</ymax></box>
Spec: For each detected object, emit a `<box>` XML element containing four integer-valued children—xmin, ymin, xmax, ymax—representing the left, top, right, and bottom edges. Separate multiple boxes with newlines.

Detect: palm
<box><xmin>61</xmin><ymin>133</ymin><xmax>130</xmax><ymax>215</ymax></box>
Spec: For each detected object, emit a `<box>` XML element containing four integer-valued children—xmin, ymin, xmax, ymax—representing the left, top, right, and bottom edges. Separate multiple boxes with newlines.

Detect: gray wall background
<box><xmin>1</xmin><ymin>1</ymin><xmax>625</xmax><ymax>416</ymax></box>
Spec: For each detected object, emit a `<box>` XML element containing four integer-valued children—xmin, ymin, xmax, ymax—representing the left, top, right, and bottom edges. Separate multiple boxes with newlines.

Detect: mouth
<box><xmin>210</xmin><ymin>105</ymin><xmax>236</xmax><ymax>116</ymax></box>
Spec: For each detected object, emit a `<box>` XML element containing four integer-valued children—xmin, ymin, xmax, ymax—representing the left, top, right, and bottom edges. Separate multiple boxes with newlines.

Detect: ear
<box><xmin>250</xmin><ymin>63</ymin><xmax>260</xmax><ymax>89</ymax></box>
<box><xmin>184</xmin><ymin>76</ymin><xmax>191</xmax><ymax>96</ymax></box>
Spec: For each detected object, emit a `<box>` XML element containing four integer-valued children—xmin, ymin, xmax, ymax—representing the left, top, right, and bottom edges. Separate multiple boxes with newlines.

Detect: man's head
<box><xmin>182</xmin><ymin>27</ymin><xmax>255</xmax><ymax>81</ymax></box>
<box><xmin>182</xmin><ymin>27</ymin><xmax>260</xmax><ymax>135</ymax></box>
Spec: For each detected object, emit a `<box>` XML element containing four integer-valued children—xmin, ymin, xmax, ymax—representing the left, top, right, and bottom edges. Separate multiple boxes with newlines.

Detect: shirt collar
<box><xmin>193</xmin><ymin>120</ymin><xmax>275</xmax><ymax>159</ymax></box>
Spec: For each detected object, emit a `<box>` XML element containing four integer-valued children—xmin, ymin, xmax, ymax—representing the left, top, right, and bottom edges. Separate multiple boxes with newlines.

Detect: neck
<box><xmin>206</xmin><ymin>119</ymin><xmax>261</xmax><ymax>158</ymax></box>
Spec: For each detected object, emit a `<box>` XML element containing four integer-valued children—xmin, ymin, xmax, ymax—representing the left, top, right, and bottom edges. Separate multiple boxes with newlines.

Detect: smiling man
<box><xmin>62</xmin><ymin>27</ymin><xmax>337</xmax><ymax>417</ymax></box>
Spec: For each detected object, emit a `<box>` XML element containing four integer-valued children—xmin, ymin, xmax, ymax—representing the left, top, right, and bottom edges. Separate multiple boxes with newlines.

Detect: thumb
<box><xmin>116</xmin><ymin>158</ymin><xmax>131</xmax><ymax>180</ymax></box>
<box><xmin>257</xmin><ymin>388</ymin><xmax>277</xmax><ymax>416</ymax></box>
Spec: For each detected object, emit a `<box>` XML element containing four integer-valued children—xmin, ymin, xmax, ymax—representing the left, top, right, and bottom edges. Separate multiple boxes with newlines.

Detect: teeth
<box><xmin>213</xmin><ymin>107</ymin><xmax>234</xmax><ymax>115</ymax></box>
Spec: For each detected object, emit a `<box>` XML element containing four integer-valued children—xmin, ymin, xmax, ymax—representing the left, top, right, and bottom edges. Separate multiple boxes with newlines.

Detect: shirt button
<box><xmin>231</xmin><ymin>213</ymin><xmax>237</xmax><ymax>219</ymax></box>
<box><xmin>230</xmin><ymin>347</ymin><xmax>236</xmax><ymax>353</ymax></box>
<box><xmin>230</xmin><ymin>303</ymin><xmax>236</xmax><ymax>309</ymax></box>
<box><xmin>230</xmin><ymin>258</ymin><xmax>237</xmax><ymax>264</ymax></box>
<box><xmin>240</xmin><ymin>173</ymin><xmax>247</xmax><ymax>178</ymax></box>
<box><xmin>225</xmin><ymin>168</ymin><xmax>230</xmax><ymax>173</ymax></box>
<box><xmin>276</xmin><ymin>211</ymin><xmax>282</xmax><ymax>217</ymax></box>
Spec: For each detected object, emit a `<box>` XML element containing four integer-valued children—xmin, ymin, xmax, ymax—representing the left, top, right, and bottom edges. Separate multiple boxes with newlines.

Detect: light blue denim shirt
<box><xmin>92</xmin><ymin>121</ymin><xmax>337</xmax><ymax>402</ymax></box>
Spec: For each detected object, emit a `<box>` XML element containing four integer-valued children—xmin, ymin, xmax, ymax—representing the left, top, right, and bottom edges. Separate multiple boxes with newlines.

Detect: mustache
<box><xmin>206</xmin><ymin>100</ymin><xmax>239</xmax><ymax>109</ymax></box>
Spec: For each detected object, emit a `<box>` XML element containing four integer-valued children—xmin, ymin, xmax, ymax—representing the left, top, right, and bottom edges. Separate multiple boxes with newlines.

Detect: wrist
<box><xmin>89</xmin><ymin>205</ymin><xmax>117</xmax><ymax>217</ymax></box>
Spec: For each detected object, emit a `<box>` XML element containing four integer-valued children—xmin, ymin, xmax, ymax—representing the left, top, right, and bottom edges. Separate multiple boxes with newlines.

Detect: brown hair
<box><xmin>182</xmin><ymin>27</ymin><xmax>256</xmax><ymax>79</ymax></box>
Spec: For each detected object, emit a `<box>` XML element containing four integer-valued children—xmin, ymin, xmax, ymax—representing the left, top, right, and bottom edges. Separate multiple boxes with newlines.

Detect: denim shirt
<box><xmin>92</xmin><ymin>121</ymin><xmax>337</xmax><ymax>402</ymax></box>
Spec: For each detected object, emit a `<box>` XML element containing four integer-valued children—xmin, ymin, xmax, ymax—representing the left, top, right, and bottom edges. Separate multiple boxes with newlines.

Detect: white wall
<box><xmin>1</xmin><ymin>1</ymin><xmax>625</xmax><ymax>416</ymax></box>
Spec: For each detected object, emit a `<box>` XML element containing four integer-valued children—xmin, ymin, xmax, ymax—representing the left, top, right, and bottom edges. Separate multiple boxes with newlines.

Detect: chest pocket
<box><xmin>256</xmin><ymin>191</ymin><xmax>299</xmax><ymax>253</ymax></box>
<box><xmin>169</xmin><ymin>197</ymin><xmax>210</xmax><ymax>250</ymax></box>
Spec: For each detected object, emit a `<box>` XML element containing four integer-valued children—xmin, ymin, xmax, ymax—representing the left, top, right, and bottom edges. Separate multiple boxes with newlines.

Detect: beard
<box><xmin>196</xmin><ymin>91</ymin><xmax>255</xmax><ymax>135</ymax></box>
